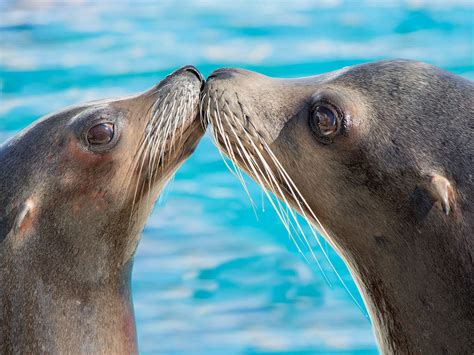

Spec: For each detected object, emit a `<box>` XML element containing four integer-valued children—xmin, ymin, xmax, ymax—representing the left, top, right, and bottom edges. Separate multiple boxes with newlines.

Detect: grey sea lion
<box><xmin>0</xmin><ymin>66</ymin><xmax>205</xmax><ymax>353</ymax></box>
<box><xmin>203</xmin><ymin>60</ymin><xmax>474</xmax><ymax>354</ymax></box>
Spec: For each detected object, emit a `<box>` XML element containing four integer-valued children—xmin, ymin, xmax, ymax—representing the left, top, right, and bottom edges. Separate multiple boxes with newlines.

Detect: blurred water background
<box><xmin>1</xmin><ymin>0</ymin><xmax>473</xmax><ymax>354</ymax></box>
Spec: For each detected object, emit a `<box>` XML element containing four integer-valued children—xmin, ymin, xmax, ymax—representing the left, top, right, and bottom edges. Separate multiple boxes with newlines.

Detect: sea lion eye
<box><xmin>87</xmin><ymin>123</ymin><xmax>114</xmax><ymax>145</ymax></box>
<box><xmin>315</xmin><ymin>106</ymin><xmax>337</xmax><ymax>135</ymax></box>
<box><xmin>310</xmin><ymin>103</ymin><xmax>341</xmax><ymax>143</ymax></box>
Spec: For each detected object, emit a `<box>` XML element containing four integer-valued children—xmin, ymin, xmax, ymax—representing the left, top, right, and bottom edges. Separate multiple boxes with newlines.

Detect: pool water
<box><xmin>1</xmin><ymin>1</ymin><xmax>472</xmax><ymax>354</ymax></box>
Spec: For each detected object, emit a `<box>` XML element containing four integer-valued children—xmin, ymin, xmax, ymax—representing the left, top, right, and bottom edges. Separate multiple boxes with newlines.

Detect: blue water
<box><xmin>1</xmin><ymin>1</ymin><xmax>473</xmax><ymax>353</ymax></box>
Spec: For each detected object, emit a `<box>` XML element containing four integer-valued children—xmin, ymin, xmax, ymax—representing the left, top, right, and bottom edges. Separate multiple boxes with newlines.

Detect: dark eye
<box><xmin>86</xmin><ymin>123</ymin><xmax>114</xmax><ymax>145</ymax></box>
<box><xmin>310</xmin><ymin>103</ymin><xmax>341</xmax><ymax>142</ymax></box>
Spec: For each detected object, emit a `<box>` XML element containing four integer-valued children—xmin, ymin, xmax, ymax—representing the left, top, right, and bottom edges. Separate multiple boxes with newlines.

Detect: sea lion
<box><xmin>0</xmin><ymin>65</ymin><xmax>205</xmax><ymax>353</ymax></box>
<box><xmin>203</xmin><ymin>60</ymin><xmax>474</xmax><ymax>354</ymax></box>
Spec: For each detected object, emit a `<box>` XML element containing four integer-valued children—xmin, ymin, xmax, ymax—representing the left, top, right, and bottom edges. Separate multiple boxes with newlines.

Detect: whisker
<box><xmin>225</xmin><ymin>117</ymin><xmax>313</xmax><ymax>265</ymax></box>
<box><xmin>257</xmin><ymin>130</ymin><xmax>366</xmax><ymax>314</ymax></box>
<box><xmin>215</xmin><ymin>106</ymin><xmax>310</xmax><ymax>262</ymax></box>
<box><xmin>207</xmin><ymin>95</ymin><xmax>366</xmax><ymax>314</ymax></box>
<box><xmin>214</xmin><ymin>99</ymin><xmax>257</xmax><ymax>214</ymax></box>
<box><xmin>126</xmin><ymin>86</ymin><xmax>200</xmax><ymax>224</ymax></box>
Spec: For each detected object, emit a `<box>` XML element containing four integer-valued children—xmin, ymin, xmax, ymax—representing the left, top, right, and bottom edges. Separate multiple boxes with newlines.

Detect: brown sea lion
<box><xmin>0</xmin><ymin>66</ymin><xmax>204</xmax><ymax>354</ymax></box>
<box><xmin>203</xmin><ymin>60</ymin><xmax>474</xmax><ymax>354</ymax></box>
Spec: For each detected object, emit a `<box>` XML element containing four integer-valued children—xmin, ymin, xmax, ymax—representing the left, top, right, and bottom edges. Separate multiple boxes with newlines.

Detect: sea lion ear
<box><xmin>410</xmin><ymin>174</ymin><xmax>456</xmax><ymax>220</ymax></box>
<box><xmin>427</xmin><ymin>175</ymin><xmax>456</xmax><ymax>216</ymax></box>
<box><xmin>13</xmin><ymin>200</ymin><xmax>35</xmax><ymax>235</ymax></box>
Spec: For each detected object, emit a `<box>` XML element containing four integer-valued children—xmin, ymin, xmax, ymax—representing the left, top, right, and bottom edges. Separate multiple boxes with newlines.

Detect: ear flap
<box><xmin>428</xmin><ymin>175</ymin><xmax>456</xmax><ymax>216</ymax></box>
<box><xmin>11</xmin><ymin>199</ymin><xmax>36</xmax><ymax>242</ymax></box>
<box><xmin>410</xmin><ymin>174</ymin><xmax>456</xmax><ymax>220</ymax></box>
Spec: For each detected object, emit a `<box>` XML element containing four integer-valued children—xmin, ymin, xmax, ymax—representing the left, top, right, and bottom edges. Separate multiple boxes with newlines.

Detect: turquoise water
<box><xmin>1</xmin><ymin>1</ymin><xmax>473</xmax><ymax>353</ymax></box>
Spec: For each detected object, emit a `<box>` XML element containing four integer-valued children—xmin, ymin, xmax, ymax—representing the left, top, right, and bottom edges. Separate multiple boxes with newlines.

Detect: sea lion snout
<box><xmin>159</xmin><ymin>65</ymin><xmax>204</xmax><ymax>92</ymax></box>
<box><xmin>204</xmin><ymin>68</ymin><xmax>299</xmax><ymax>146</ymax></box>
<box><xmin>207</xmin><ymin>67</ymin><xmax>249</xmax><ymax>81</ymax></box>
<box><xmin>179</xmin><ymin>65</ymin><xmax>205</xmax><ymax>86</ymax></box>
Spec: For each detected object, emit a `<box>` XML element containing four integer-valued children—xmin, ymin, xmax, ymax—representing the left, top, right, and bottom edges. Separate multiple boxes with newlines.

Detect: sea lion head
<box><xmin>203</xmin><ymin>59</ymin><xmax>473</xmax><ymax>257</ymax></box>
<box><xmin>0</xmin><ymin>65</ymin><xmax>205</xmax><ymax>281</ymax></box>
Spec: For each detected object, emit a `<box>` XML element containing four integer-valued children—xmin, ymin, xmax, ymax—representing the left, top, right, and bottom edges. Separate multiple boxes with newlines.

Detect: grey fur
<box><xmin>0</xmin><ymin>66</ymin><xmax>205</xmax><ymax>354</ymax></box>
<box><xmin>204</xmin><ymin>60</ymin><xmax>474</xmax><ymax>354</ymax></box>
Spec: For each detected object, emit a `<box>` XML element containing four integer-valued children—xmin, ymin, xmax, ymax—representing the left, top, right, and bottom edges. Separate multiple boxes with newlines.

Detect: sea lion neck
<box><xmin>0</xmin><ymin>254</ymin><xmax>137</xmax><ymax>353</ymax></box>
<box><xmin>335</xmin><ymin>217</ymin><xmax>474</xmax><ymax>354</ymax></box>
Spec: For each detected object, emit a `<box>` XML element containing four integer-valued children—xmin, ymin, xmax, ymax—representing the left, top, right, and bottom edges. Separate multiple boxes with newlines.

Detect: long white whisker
<box><xmin>237</xmin><ymin>126</ymin><xmax>330</xmax><ymax>282</ymax></box>
<box><xmin>208</xmin><ymin>95</ymin><xmax>365</xmax><ymax>314</ymax></box>
<box><xmin>219</xmin><ymin>112</ymin><xmax>310</xmax><ymax>264</ymax></box>
<box><xmin>215</xmin><ymin>101</ymin><xmax>257</xmax><ymax>213</ymax></box>
<box><xmin>260</xmin><ymin>139</ymin><xmax>366</xmax><ymax>314</ymax></box>
<box><xmin>206</xmin><ymin>97</ymin><xmax>252</xmax><ymax>202</ymax></box>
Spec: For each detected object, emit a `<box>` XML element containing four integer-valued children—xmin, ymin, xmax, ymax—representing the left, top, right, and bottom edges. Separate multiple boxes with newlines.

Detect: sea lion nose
<box><xmin>207</xmin><ymin>68</ymin><xmax>243</xmax><ymax>81</ymax></box>
<box><xmin>179</xmin><ymin>65</ymin><xmax>204</xmax><ymax>84</ymax></box>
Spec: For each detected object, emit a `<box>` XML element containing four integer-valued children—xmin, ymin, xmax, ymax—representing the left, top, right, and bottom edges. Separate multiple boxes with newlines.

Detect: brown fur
<box><xmin>0</xmin><ymin>66</ymin><xmax>205</xmax><ymax>354</ymax></box>
<box><xmin>204</xmin><ymin>60</ymin><xmax>474</xmax><ymax>354</ymax></box>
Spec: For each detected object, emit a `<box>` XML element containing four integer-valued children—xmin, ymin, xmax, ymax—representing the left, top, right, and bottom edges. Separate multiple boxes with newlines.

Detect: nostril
<box><xmin>207</xmin><ymin>68</ymin><xmax>238</xmax><ymax>81</ymax></box>
<box><xmin>181</xmin><ymin>65</ymin><xmax>204</xmax><ymax>83</ymax></box>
